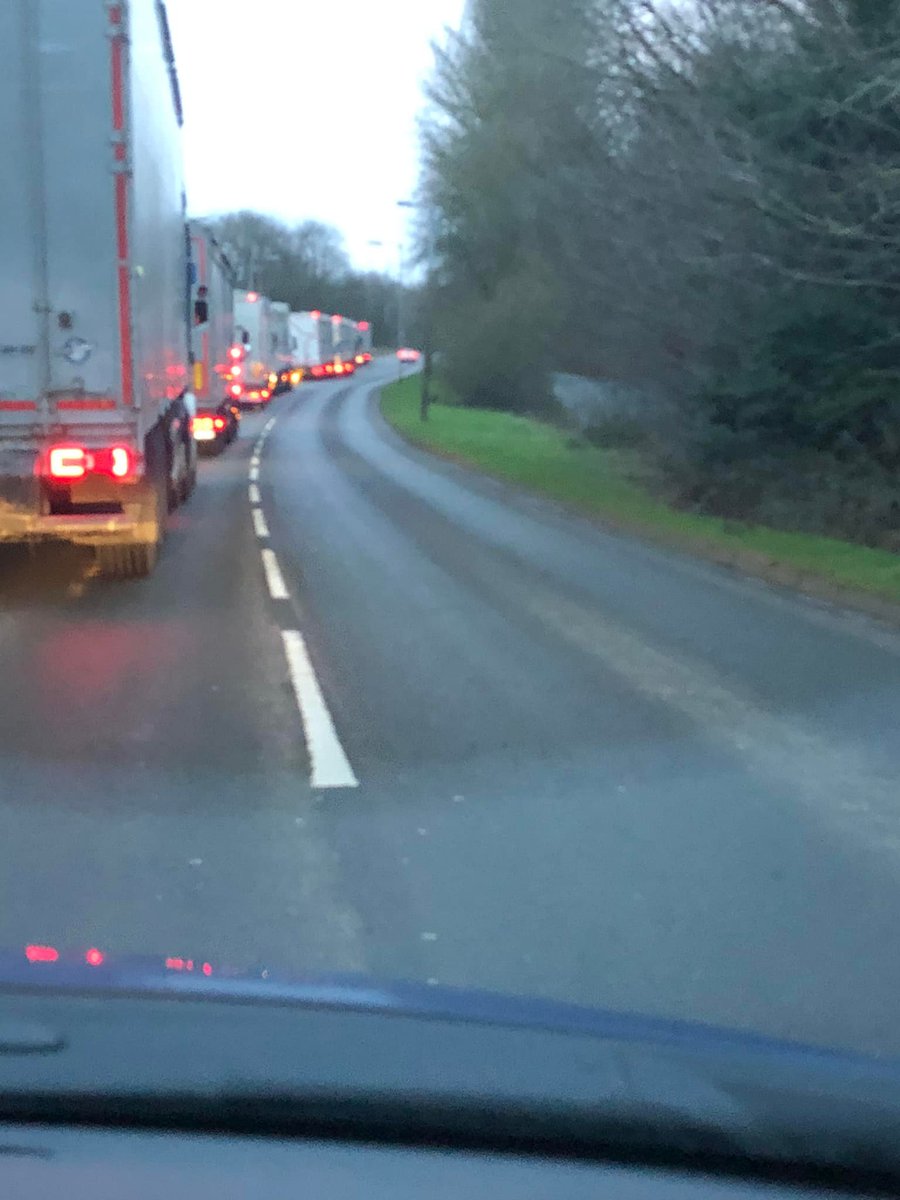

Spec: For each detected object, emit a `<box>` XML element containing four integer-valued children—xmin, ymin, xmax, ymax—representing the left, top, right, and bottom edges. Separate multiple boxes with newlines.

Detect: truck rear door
<box><xmin>0</xmin><ymin>1</ymin><xmax>124</xmax><ymax>440</ymax></box>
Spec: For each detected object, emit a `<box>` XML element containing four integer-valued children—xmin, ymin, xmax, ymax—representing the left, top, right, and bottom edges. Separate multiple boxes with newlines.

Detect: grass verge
<box><xmin>380</xmin><ymin>374</ymin><xmax>900</xmax><ymax>614</ymax></box>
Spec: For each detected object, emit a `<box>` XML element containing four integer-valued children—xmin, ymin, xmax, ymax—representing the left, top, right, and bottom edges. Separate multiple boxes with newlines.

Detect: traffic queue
<box><xmin>188</xmin><ymin>224</ymin><xmax>374</xmax><ymax>455</ymax></box>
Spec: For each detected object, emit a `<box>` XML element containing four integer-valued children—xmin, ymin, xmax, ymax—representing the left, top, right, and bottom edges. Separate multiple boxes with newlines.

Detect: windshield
<box><xmin>2</xmin><ymin>0</ymin><xmax>900</xmax><ymax>1071</ymax></box>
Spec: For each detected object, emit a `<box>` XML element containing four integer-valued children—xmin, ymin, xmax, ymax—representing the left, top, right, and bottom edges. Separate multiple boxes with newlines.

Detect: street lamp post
<box><xmin>368</xmin><ymin>236</ymin><xmax>404</xmax><ymax>368</ymax></box>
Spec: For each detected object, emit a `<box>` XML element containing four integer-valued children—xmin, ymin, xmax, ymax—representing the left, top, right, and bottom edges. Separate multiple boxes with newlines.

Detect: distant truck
<box><xmin>331</xmin><ymin>315</ymin><xmax>361</xmax><ymax>365</ymax></box>
<box><xmin>354</xmin><ymin>321</ymin><xmax>374</xmax><ymax>365</ymax></box>
<box><xmin>269</xmin><ymin>302</ymin><xmax>294</xmax><ymax>393</ymax></box>
<box><xmin>232</xmin><ymin>292</ymin><xmax>275</xmax><ymax>407</ymax></box>
<box><xmin>0</xmin><ymin>0</ymin><xmax>197</xmax><ymax>578</ymax></box>
<box><xmin>289</xmin><ymin>312</ymin><xmax>335</xmax><ymax>376</ymax></box>
<box><xmin>189</xmin><ymin>222</ymin><xmax>239</xmax><ymax>452</ymax></box>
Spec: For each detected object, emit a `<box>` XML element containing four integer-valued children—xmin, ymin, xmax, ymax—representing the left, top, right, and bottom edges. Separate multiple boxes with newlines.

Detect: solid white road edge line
<box><xmin>261</xmin><ymin>548</ymin><xmax>289</xmax><ymax>600</ymax></box>
<box><xmin>281</xmin><ymin>630</ymin><xmax>359</xmax><ymax>790</ymax></box>
<box><xmin>248</xmin><ymin>483</ymin><xmax>261</xmax><ymax>504</ymax></box>
<box><xmin>252</xmin><ymin>508</ymin><xmax>271</xmax><ymax>539</ymax></box>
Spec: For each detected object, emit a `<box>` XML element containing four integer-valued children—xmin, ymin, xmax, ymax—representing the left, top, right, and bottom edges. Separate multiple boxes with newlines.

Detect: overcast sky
<box><xmin>166</xmin><ymin>0</ymin><xmax>466</xmax><ymax>273</ymax></box>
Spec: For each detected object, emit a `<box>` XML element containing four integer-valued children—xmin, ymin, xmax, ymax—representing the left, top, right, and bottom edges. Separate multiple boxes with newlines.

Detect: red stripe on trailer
<box><xmin>0</xmin><ymin>400</ymin><xmax>37</xmax><ymax>412</ymax></box>
<box><xmin>109</xmin><ymin>13</ymin><xmax>133</xmax><ymax>407</ymax></box>
<box><xmin>56</xmin><ymin>398</ymin><xmax>117</xmax><ymax>411</ymax></box>
<box><xmin>109</xmin><ymin>7</ymin><xmax>125</xmax><ymax>129</ymax></box>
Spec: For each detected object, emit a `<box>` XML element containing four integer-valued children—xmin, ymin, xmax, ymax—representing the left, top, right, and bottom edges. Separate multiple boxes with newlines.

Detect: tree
<box><xmin>419</xmin><ymin>0</ymin><xmax>900</xmax><ymax>543</ymax></box>
<box><xmin>203</xmin><ymin>211</ymin><xmax>415</xmax><ymax>349</ymax></box>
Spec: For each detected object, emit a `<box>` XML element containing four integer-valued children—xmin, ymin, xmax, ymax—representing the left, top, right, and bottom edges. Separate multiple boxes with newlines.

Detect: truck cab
<box><xmin>189</xmin><ymin>224</ymin><xmax>239</xmax><ymax>453</ymax></box>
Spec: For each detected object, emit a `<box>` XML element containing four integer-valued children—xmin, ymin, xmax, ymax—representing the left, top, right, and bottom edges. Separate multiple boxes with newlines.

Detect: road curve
<box><xmin>3</xmin><ymin>358</ymin><xmax>900</xmax><ymax>1057</ymax></box>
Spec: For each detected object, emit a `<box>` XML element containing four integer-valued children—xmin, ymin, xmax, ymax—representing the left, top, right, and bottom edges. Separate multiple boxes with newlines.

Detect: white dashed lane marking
<box><xmin>252</xmin><ymin>508</ymin><xmax>271</xmax><ymax>540</ymax></box>
<box><xmin>261</xmin><ymin>548</ymin><xmax>289</xmax><ymax>600</ymax></box>
<box><xmin>249</xmin><ymin>412</ymin><xmax>358</xmax><ymax>788</ymax></box>
<box><xmin>282</xmin><ymin>630</ymin><xmax>359</xmax><ymax>789</ymax></box>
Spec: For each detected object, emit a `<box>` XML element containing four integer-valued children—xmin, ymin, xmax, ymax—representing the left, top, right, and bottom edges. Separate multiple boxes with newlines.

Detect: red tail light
<box><xmin>261</xmin><ymin>389</ymin><xmax>270</xmax><ymax>400</ymax></box>
<box><xmin>45</xmin><ymin>445</ymin><xmax>136</xmax><ymax>482</ymax></box>
<box><xmin>311</xmin><ymin>365</ymin><xmax>325</xmax><ymax>378</ymax></box>
<box><xmin>325</xmin><ymin>363</ymin><xmax>335</xmax><ymax>375</ymax></box>
<box><xmin>231</xmin><ymin>365</ymin><xmax>242</xmax><ymax>378</ymax></box>
<box><xmin>26</xmin><ymin>945</ymin><xmax>59</xmax><ymax>963</ymax></box>
<box><xmin>229</xmin><ymin>346</ymin><xmax>243</xmax><ymax>360</ymax></box>
<box><xmin>48</xmin><ymin>446</ymin><xmax>88</xmax><ymax>479</ymax></box>
<box><xmin>85</xmin><ymin>948</ymin><xmax>104</xmax><ymax>967</ymax></box>
<box><xmin>334</xmin><ymin>364</ymin><xmax>345</xmax><ymax>375</ymax></box>
<box><xmin>109</xmin><ymin>446</ymin><xmax>133</xmax><ymax>478</ymax></box>
<box><xmin>230</xmin><ymin>383</ymin><xmax>242</xmax><ymax>398</ymax></box>
<box><xmin>213</xmin><ymin>416</ymin><xmax>226</xmax><ymax>431</ymax></box>
<box><xmin>355</xmin><ymin>355</ymin><xmax>364</xmax><ymax>365</ymax></box>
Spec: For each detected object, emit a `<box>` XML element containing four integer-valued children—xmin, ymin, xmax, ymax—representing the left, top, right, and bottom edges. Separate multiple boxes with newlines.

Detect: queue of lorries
<box><xmin>0</xmin><ymin>0</ymin><xmax>372</xmax><ymax>580</ymax></box>
<box><xmin>190</xmin><ymin>223</ymin><xmax>373</xmax><ymax>455</ymax></box>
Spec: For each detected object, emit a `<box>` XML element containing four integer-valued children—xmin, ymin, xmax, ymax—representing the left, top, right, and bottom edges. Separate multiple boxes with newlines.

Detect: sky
<box><xmin>165</xmin><ymin>0</ymin><xmax>466</xmax><ymax>273</ymax></box>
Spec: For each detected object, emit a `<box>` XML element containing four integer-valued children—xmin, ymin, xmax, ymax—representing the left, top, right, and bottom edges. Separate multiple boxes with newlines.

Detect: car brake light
<box><xmin>213</xmin><ymin>416</ymin><xmax>226</xmax><ymax>431</ymax></box>
<box><xmin>48</xmin><ymin>446</ymin><xmax>88</xmax><ymax>479</ymax></box>
<box><xmin>85</xmin><ymin>948</ymin><xmax>104</xmax><ymax>967</ymax></box>
<box><xmin>291</xmin><ymin>370</ymin><xmax>301</xmax><ymax>384</ymax></box>
<box><xmin>230</xmin><ymin>383</ymin><xmax>242</xmax><ymax>397</ymax></box>
<box><xmin>261</xmin><ymin>389</ymin><xmax>270</xmax><ymax>399</ymax></box>
<box><xmin>192</xmin><ymin>416</ymin><xmax>216</xmax><ymax>440</ymax></box>
<box><xmin>269</xmin><ymin>373</ymin><xmax>278</xmax><ymax>386</ymax></box>
<box><xmin>335</xmin><ymin>364</ymin><xmax>344</xmax><ymax>375</ymax></box>
<box><xmin>325</xmin><ymin>363</ymin><xmax>334</xmax><ymax>375</ymax></box>
<box><xmin>229</xmin><ymin>346</ymin><xmax>242</xmax><ymax>360</ymax></box>
<box><xmin>355</xmin><ymin>355</ymin><xmax>364</xmax><ymax>364</ymax></box>
<box><xmin>231</xmin><ymin>365</ymin><xmax>242</xmax><ymax>378</ymax></box>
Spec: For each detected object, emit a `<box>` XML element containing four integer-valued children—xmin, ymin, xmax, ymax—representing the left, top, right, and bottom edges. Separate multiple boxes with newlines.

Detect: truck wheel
<box><xmin>96</xmin><ymin>542</ymin><xmax>158</xmax><ymax>580</ymax></box>
<box><xmin>96</xmin><ymin>458</ymin><xmax>166</xmax><ymax>580</ymax></box>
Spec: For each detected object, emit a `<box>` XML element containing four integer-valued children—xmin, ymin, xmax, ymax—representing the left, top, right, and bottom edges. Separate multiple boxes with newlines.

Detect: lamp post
<box><xmin>368</xmin><ymin>236</ymin><xmax>405</xmax><ymax>367</ymax></box>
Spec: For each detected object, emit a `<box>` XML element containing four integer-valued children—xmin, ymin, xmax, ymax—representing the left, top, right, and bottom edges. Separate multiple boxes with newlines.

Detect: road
<box><xmin>3</xmin><ymin>356</ymin><xmax>900</xmax><ymax>1057</ymax></box>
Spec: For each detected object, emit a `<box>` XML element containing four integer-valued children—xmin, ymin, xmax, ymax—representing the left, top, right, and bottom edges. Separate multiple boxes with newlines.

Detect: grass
<box><xmin>381</xmin><ymin>374</ymin><xmax>900</xmax><ymax>608</ymax></box>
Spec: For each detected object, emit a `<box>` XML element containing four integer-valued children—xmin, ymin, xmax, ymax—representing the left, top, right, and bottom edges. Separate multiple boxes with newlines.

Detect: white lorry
<box><xmin>0</xmin><ymin>0</ymin><xmax>196</xmax><ymax>578</ymax></box>
<box><xmin>232</xmin><ymin>292</ymin><xmax>275</xmax><ymax>407</ymax></box>
<box><xmin>289</xmin><ymin>312</ymin><xmax>335</xmax><ymax>378</ymax></box>
<box><xmin>331</xmin><ymin>315</ymin><xmax>361</xmax><ymax>365</ymax></box>
<box><xmin>270</xmin><ymin>302</ymin><xmax>294</xmax><ymax>393</ymax></box>
<box><xmin>189</xmin><ymin>222</ymin><xmax>238</xmax><ymax>452</ymax></box>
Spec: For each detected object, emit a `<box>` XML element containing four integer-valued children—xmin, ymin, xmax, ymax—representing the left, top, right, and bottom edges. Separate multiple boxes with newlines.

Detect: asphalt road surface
<box><xmin>3</xmin><ymin>357</ymin><xmax>900</xmax><ymax>1057</ymax></box>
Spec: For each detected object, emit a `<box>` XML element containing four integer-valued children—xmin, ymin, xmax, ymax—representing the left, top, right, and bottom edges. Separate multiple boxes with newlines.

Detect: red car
<box><xmin>396</xmin><ymin>347</ymin><xmax>421</xmax><ymax>363</ymax></box>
